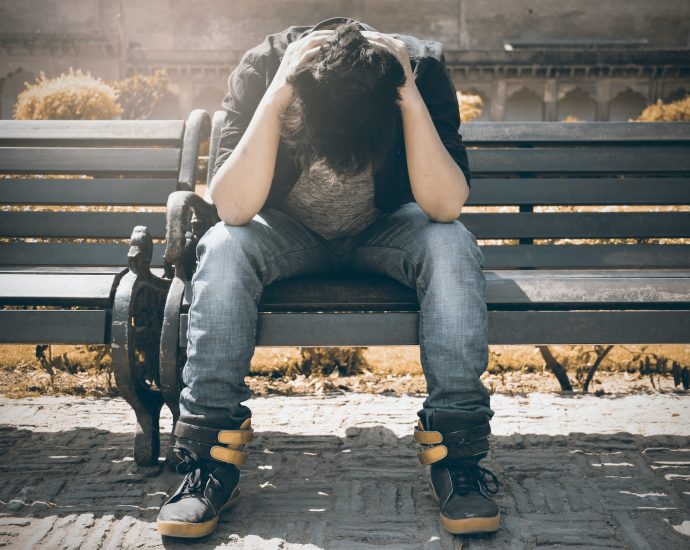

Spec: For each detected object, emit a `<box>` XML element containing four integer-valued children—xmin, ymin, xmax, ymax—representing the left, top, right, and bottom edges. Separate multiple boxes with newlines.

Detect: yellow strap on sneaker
<box><xmin>418</xmin><ymin>444</ymin><xmax>448</xmax><ymax>465</ymax></box>
<box><xmin>414</xmin><ymin>429</ymin><xmax>443</xmax><ymax>445</ymax></box>
<box><xmin>210</xmin><ymin>446</ymin><xmax>249</xmax><ymax>466</ymax></box>
<box><xmin>217</xmin><ymin>428</ymin><xmax>254</xmax><ymax>445</ymax></box>
<box><xmin>415</xmin><ymin>419</ymin><xmax>447</xmax><ymax>465</ymax></box>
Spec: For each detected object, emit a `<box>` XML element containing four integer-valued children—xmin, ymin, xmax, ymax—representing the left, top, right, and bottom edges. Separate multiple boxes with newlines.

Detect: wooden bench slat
<box><xmin>252</xmin><ymin>270</ymin><xmax>690</xmax><ymax>312</ymax></box>
<box><xmin>0</xmin><ymin>309</ymin><xmax>107</xmax><ymax>344</ymax></box>
<box><xmin>0</xmin><ymin>272</ymin><xmax>123</xmax><ymax>306</ymax></box>
<box><xmin>482</xmin><ymin>244</ymin><xmax>690</xmax><ymax>268</ymax></box>
<box><xmin>489</xmin><ymin>310</ymin><xmax>690</xmax><ymax>345</ymax></box>
<box><xmin>3</xmin><ymin>212</ymin><xmax>687</xmax><ymax>240</ymax></box>
<box><xmin>466</xmin><ymin>178</ymin><xmax>690</xmax><ymax>205</ymax></box>
<box><xmin>0</xmin><ymin>120</ymin><xmax>185</xmax><ymax>144</ymax></box>
<box><xmin>0</xmin><ymin>242</ymin><xmax>166</xmax><ymax>267</ymax></box>
<box><xmin>0</xmin><ymin>211</ymin><xmax>166</xmax><ymax>238</ymax></box>
<box><xmin>178</xmin><ymin>310</ymin><xmax>690</xmax><ymax>346</ymax></box>
<box><xmin>2</xmin><ymin>242</ymin><xmax>686</xmax><ymax>270</ymax></box>
<box><xmin>467</xmin><ymin>146</ymin><xmax>690</xmax><ymax>173</ymax></box>
<box><xmin>0</xmin><ymin>178</ymin><xmax>179</xmax><ymax>205</ymax></box>
<box><xmin>0</xmin><ymin>266</ymin><xmax>129</xmax><ymax>274</ymax></box>
<box><xmin>0</xmin><ymin>147</ymin><xmax>181</xmax><ymax>175</ymax></box>
<box><xmin>465</xmin><ymin>212</ymin><xmax>690</xmax><ymax>239</ymax></box>
<box><xmin>461</xmin><ymin>122</ymin><xmax>690</xmax><ymax>144</ymax></box>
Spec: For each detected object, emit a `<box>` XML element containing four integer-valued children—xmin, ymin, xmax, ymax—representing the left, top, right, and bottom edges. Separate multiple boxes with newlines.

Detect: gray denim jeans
<box><xmin>179</xmin><ymin>201</ymin><xmax>492</xmax><ymax>428</ymax></box>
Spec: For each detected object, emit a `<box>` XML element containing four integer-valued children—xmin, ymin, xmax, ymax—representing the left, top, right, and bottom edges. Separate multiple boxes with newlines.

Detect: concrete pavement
<box><xmin>0</xmin><ymin>392</ymin><xmax>688</xmax><ymax>549</ymax></box>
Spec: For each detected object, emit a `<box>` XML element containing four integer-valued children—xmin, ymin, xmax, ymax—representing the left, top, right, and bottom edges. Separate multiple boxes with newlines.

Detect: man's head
<box><xmin>281</xmin><ymin>22</ymin><xmax>407</xmax><ymax>175</ymax></box>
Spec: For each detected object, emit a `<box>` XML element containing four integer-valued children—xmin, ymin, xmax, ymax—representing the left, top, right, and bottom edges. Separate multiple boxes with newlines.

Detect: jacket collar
<box><xmin>299</xmin><ymin>16</ymin><xmax>377</xmax><ymax>38</ymax></box>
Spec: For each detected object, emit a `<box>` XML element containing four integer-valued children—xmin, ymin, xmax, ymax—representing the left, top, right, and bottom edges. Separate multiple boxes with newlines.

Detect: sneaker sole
<box><xmin>429</xmin><ymin>480</ymin><xmax>500</xmax><ymax>534</ymax></box>
<box><xmin>157</xmin><ymin>489</ymin><xmax>241</xmax><ymax>538</ymax></box>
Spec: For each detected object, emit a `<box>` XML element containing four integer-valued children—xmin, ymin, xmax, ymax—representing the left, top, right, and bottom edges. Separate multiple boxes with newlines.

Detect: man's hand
<box><xmin>265</xmin><ymin>30</ymin><xmax>334</xmax><ymax>112</ymax></box>
<box><xmin>361</xmin><ymin>31</ymin><xmax>418</xmax><ymax>103</ymax></box>
<box><xmin>362</xmin><ymin>32</ymin><xmax>469</xmax><ymax>221</ymax></box>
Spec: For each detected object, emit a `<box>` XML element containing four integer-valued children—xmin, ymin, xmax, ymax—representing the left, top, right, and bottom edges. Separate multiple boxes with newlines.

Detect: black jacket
<box><xmin>212</xmin><ymin>16</ymin><xmax>472</xmax><ymax>214</ymax></box>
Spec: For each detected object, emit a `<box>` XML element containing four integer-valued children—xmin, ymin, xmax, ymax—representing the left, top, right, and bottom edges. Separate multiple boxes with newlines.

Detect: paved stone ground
<box><xmin>0</xmin><ymin>392</ymin><xmax>688</xmax><ymax>549</ymax></box>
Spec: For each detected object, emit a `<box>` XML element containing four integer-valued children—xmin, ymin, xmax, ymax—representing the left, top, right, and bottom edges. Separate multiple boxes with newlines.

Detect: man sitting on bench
<box><xmin>157</xmin><ymin>16</ymin><xmax>499</xmax><ymax>538</ymax></box>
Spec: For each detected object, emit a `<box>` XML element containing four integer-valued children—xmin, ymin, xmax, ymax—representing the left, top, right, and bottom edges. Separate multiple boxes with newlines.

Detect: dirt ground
<box><xmin>0</xmin><ymin>344</ymin><xmax>688</xmax><ymax>399</ymax></box>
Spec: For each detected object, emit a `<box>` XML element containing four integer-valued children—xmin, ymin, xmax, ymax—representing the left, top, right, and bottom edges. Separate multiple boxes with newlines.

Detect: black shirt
<box><xmin>212</xmin><ymin>16</ymin><xmax>472</xmax><ymax>214</ymax></box>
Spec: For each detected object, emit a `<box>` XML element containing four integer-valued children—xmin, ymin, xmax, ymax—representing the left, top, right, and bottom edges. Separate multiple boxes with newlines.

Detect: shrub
<box><xmin>634</xmin><ymin>95</ymin><xmax>690</xmax><ymax>121</ymax></box>
<box><xmin>13</xmin><ymin>68</ymin><xmax>122</xmax><ymax>120</ymax></box>
<box><xmin>290</xmin><ymin>347</ymin><xmax>369</xmax><ymax>377</ymax></box>
<box><xmin>110</xmin><ymin>69</ymin><xmax>170</xmax><ymax>120</ymax></box>
<box><xmin>457</xmin><ymin>91</ymin><xmax>483</xmax><ymax>122</ymax></box>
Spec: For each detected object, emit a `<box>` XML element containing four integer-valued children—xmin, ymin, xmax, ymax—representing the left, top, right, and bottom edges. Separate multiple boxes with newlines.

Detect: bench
<box><xmin>0</xmin><ymin>111</ymin><xmax>210</xmax><ymax>460</ymax></box>
<box><xmin>124</xmin><ymin>112</ymin><xmax>690</xmax><ymax>466</ymax></box>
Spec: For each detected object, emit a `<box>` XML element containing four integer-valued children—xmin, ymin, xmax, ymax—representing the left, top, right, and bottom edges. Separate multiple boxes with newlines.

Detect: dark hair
<box><xmin>281</xmin><ymin>22</ymin><xmax>407</xmax><ymax>175</ymax></box>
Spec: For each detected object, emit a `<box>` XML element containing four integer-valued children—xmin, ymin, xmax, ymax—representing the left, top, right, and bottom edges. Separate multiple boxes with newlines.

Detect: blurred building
<box><xmin>0</xmin><ymin>0</ymin><xmax>688</xmax><ymax>121</ymax></box>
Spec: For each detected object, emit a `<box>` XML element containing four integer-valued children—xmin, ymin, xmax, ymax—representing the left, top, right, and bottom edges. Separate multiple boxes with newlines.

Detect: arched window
<box><xmin>557</xmin><ymin>87</ymin><xmax>596</xmax><ymax>121</ymax></box>
<box><xmin>504</xmin><ymin>87</ymin><xmax>543</xmax><ymax>122</ymax></box>
<box><xmin>663</xmin><ymin>87</ymin><xmax>688</xmax><ymax>104</ymax></box>
<box><xmin>609</xmin><ymin>88</ymin><xmax>647</xmax><ymax>121</ymax></box>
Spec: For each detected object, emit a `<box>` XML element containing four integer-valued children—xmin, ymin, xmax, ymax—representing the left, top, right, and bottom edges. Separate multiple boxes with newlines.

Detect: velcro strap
<box><xmin>174</xmin><ymin>420</ymin><xmax>253</xmax><ymax>445</ymax></box>
<box><xmin>442</xmin><ymin>423</ymin><xmax>491</xmax><ymax>445</ymax></box>
<box><xmin>418</xmin><ymin>444</ymin><xmax>448</xmax><ymax>465</ymax></box>
<box><xmin>414</xmin><ymin>429</ymin><xmax>443</xmax><ymax>445</ymax></box>
<box><xmin>218</xmin><ymin>428</ymin><xmax>254</xmax><ymax>445</ymax></box>
<box><xmin>175</xmin><ymin>435</ymin><xmax>248</xmax><ymax>466</ymax></box>
<box><xmin>210</xmin><ymin>446</ymin><xmax>248</xmax><ymax>466</ymax></box>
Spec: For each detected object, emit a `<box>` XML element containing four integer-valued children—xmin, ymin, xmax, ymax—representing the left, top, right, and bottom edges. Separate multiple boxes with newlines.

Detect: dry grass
<box><xmin>1</xmin><ymin>343</ymin><xmax>688</xmax><ymax>398</ymax></box>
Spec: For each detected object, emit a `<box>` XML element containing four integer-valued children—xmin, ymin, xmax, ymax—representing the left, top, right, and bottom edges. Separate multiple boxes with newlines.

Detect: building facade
<box><xmin>1</xmin><ymin>0</ymin><xmax>688</xmax><ymax>121</ymax></box>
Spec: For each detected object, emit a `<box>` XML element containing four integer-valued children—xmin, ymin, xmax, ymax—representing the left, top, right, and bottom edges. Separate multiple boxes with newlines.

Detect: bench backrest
<box><xmin>460</xmin><ymin>122</ymin><xmax>690</xmax><ymax>269</ymax></box>
<box><xmin>207</xmin><ymin>113</ymin><xmax>690</xmax><ymax>270</ymax></box>
<box><xmin>0</xmin><ymin>110</ymin><xmax>210</xmax><ymax>268</ymax></box>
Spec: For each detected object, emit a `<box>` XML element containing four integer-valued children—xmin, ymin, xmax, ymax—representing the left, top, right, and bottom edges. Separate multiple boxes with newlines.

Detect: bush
<box><xmin>13</xmin><ymin>68</ymin><xmax>122</xmax><ymax>120</ymax></box>
<box><xmin>290</xmin><ymin>347</ymin><xmax>369</xmax><ymax>377</ymax></box>
<box><xmin>110</xmin><ymin>69</ymin><xmax>170</xmax><ymax>120</ymax></box>
<box><xmin>634</xmin><ymin>95</ymin><xmax>690</xmax><ymax>121</ymax></box>
<box><xmin>457</xmin><ymin>91</ymin><xmax>483</xmax><ymax>122</ymax></box>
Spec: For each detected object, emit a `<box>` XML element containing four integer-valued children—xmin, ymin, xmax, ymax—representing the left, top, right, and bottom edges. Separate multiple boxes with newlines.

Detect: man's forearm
<box><xmin>399</xmin><ymin>88</ymin><xmax>469</xmax><ymax>222</ymax></box>
<box><xmin>209</xmin><ymin>94</ymin><xmax>285</xmax><ymax>225</ymax></box>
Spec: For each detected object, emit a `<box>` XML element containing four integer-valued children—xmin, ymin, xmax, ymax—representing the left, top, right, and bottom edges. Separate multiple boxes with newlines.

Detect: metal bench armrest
<box><xmin>164</xmin><ymin>190</ymin><xmax>220</xmax><ymax>280</ymax></box>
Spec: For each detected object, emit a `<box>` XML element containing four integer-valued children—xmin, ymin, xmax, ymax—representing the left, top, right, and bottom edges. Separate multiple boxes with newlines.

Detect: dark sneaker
<box><xmin>428</xmin><ymin>458</ymin><xmax>500</xmax><ymax>533</ymax></box>
<box><xmin>157</xmin><ymin>418</ymin><xmax>253</xmax><ymax>538</ymax></box>
<box><xmin>415</xmin><ymin>410</ymin><xmax>500</xmax><ymax>534</ymax></box>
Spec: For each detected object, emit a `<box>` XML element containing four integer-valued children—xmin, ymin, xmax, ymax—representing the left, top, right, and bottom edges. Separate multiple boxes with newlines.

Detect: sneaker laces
<box><xmin>174</xmin><ymin>447</ymin><xmax>220</xmax><ymax>498</ymax></box>
<box><xmin>450</xmin><ymin>462</ymin><xmax>499</xmax><ymax>496</ymax></box>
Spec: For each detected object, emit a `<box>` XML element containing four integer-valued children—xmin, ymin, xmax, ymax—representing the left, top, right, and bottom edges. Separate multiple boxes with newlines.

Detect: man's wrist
<box><xmin>261</xmin><ymin>86</ymin><xmax>293</xmax><ymax>116</ymax></box>
<box><xmin>399</xmin><ymin>84</ymin><xmax>425</xmax><ymax>114</ymax></box>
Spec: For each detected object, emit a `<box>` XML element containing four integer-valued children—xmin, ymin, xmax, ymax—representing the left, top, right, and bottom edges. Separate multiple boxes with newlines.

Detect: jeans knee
<box><xmin>197</xmin><ymin>221</ymin><xmax>260</xmax><ymax>262</ymax></box>
<box><xmin>421</xmin><ymin>220</ymin><xmax>484</xmax><ymax>269</ymax></box>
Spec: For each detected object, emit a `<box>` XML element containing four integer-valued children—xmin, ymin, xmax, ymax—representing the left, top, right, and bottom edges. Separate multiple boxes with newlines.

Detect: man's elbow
<box><xmin>429</xmin><ymin>208</ymin><xmax>462</xmax><ymax>223</ymax></box>
<box><xmin>215</xmin><ymin>202</ymin><xmax>254</xmax><ymax>226</ymax></box>
<box><xmin>427</xmin><ymin>199</ymin><xmax>464</xmax><ymax>222</ymax></box>
<box><xmin>209</xmin><ymin>180</ymin><xmax>249</xmax><ymax>226</ymax></box>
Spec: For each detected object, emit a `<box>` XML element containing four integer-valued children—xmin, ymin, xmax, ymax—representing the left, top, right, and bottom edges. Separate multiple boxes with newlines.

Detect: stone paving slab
<box><xmin>0</xmin><ymin>393</ymin><xmax>688</xmax><ymax>549</ymax></box>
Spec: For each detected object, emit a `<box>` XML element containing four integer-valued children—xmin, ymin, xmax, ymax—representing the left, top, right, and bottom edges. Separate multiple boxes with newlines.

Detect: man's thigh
<box><xmin>197</xmin><ymin>207</ymin><xmax>339</xmax><ymax>284</ymax></box>
<box><xmin>345</xmin><ymin>201</ymin><xmax>483</xmax><ymax>287</ymax></box>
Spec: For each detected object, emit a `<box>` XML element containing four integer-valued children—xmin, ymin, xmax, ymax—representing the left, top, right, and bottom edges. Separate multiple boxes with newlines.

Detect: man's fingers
<box><xmin>304</xmin><ymin>30</ymin><xmax>334</xmax><ymax>43</ymax></box>
<box><xmin>301</xmin><ymin>45</ymin><xmax>323</xmax><ymax>63</ymax></box>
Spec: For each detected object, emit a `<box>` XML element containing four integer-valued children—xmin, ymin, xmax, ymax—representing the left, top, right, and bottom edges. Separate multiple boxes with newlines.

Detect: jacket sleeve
<box><xmin>211</xmin><ymin>52</ymin><xmax>267</xmax><ymax>180</ymax></box>
<box><xmin>415</xmin><ymin>51</ymin><xmax>472</xmax><ymax>187</ymax></box>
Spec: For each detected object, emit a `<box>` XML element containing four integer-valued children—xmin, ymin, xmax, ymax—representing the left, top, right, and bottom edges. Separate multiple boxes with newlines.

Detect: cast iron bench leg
<box><xmin>112</xmin><ymin>227</ymin><xmax>171</xmax><ymax>466</ymax></box>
